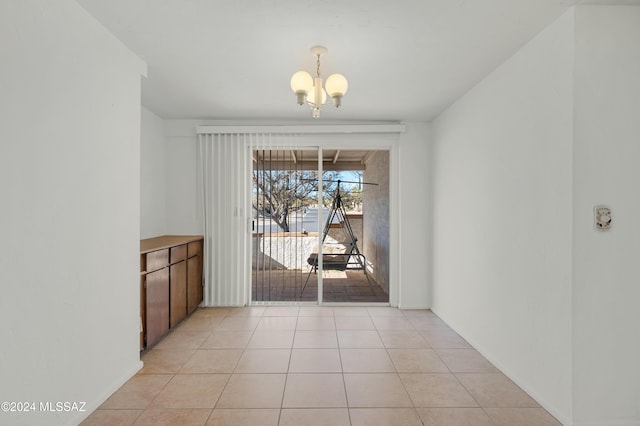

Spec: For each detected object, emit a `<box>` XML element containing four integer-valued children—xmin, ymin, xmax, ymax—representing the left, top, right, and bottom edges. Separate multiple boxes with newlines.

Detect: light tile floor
<box><xmin>81</xmin><ymin>307</ymin><xmax>561</xmax><ymax>426</ymax></box>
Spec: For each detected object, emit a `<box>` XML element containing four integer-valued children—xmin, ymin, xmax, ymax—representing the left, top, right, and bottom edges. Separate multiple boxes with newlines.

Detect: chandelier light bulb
<box><xmin>290</xmin><ymin>46</ymin><xmax>347</xmax><ymax>118</ymax></box>
<box><xmin>325</xmin><ymin>73</ymin><xmax>348</xmax><ymax>107</ymax></box>
<box><xmin>290</xmin><ymin>71</ymin><xmax>313</xmax><ymax>105</ymax></box>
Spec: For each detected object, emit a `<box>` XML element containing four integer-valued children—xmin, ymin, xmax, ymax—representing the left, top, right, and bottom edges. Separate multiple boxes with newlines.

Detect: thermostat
<box><xmin>594</xmin><ymin>206</ymin><xmax>612</xmax><ymax>231</ymax></box>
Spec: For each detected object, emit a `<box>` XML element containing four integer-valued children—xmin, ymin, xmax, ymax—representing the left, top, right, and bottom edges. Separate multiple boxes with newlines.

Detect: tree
<box><xmin>339</xmin><ymin>186</ymin><xmax>363</xmax><ymax>212</ymax></box>
<box><xmin>253</xmin><ymin>170</ymin><xmax>337</xmax><ymax>232</ymax></box>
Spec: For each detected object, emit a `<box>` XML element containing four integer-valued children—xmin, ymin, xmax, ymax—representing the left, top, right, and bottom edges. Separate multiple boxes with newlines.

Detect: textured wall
<box><xmin>327</xmin><ymin>215</ymin><xmax>363</xmax><ymax>252</ymax></box>
<box><xmin>363</xmin><ymin>151</ymin><xmax>390</xmax><ymax>293</ymax></box>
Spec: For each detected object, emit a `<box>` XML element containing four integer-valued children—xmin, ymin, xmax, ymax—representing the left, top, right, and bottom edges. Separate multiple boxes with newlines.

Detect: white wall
<box><xmin>0</xmin><ymin>2</ymin><xmax>146</xmax><ymax>425</ymax></box>
<box><xmin>140</xmin><ymin>106</ymin><xmax>167</xmax><ymax>238</ymax></box>
<box><xmin>431</xmin><ymin>10</ymin><xmax>574</xmax><ymax>425</ymax></box>
<box><xmin>572</xmin><ymin>6</ymin><xmax>640</xmax><ymax>425</ymax></box>
<box><xmin>164</xmin><ymin>121</ymin><xmax>203</xmax><ymax>235</ymax></box>
<box><xmin>397</xmin><ymin>122</ymin><xmax>432</xmax><ymax>309</ymax></box>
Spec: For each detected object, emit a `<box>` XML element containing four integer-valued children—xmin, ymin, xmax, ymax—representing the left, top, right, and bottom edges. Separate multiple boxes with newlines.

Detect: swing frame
<box><xmin>301</xmin><ymin>181</ymin><xmax>373</xmax><ymax>295</ymax></box>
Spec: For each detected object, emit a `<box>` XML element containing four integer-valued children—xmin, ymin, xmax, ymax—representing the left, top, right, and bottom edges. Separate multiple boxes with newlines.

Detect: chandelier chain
<box><xmin>316</xmin><ymin>54</ymin><xmax>321</xmax><ymax>78</ymax></box>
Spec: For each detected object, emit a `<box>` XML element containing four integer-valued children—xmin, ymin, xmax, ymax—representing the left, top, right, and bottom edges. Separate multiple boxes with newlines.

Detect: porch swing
<box><xmin>301</xmin><ymin>180</ymin><xmax>373</xmax><ymax>295</ymax></box>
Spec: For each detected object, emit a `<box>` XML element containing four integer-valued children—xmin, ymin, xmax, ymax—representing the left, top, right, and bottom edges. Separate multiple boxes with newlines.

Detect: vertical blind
<box><xmin>197</xmin><ymin>132</ymin><xmax>307</xmax><ymax>306</ymax></box>
<box><xmin>196</xmin><ymin>133</ymin><xmax>252</xmax><ymax>306</ymax></box>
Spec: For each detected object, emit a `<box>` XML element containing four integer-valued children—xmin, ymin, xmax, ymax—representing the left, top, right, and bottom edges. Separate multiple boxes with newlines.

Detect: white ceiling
<box><xmin>76</xmin><ymin>0</ymin><xmax>639</xmax><ymax>122</ymax></box>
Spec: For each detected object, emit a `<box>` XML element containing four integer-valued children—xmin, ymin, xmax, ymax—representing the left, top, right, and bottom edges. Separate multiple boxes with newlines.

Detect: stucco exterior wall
<box><xmin>363</xmin><ymin>151</ymin><xmax>390</xmax><ymax>293</ymax></box>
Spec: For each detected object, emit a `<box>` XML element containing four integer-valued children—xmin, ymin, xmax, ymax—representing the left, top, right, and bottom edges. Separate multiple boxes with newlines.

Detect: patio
<box><xmin>252</xmin><ymin>269</ymin><xmax>388</xmax><ymax>303</ymax></box>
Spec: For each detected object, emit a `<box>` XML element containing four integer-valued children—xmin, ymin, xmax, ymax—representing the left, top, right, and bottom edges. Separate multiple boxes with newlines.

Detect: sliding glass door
<box><xmin>250</xmin><ymin>147</ymin><xmax>390</xmax><ymax>305</ymax></box>
<box><xmin>317</xmin><ymin>150</ymin><xmax>389</xmax><ymax>303</ymax></box>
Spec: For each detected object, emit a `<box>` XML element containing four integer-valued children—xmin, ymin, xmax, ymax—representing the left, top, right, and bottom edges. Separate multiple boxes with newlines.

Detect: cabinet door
<box><xmin>187</xmin><ymin>255</ymin><xmax>203</xmax><ymax>314</ymax></box>
<box><xmin>145</xmin><ymin>267</ymin><xmax>169</xmax><ymax>348</ymax></box>
<box><xmin>170</xmin><ymin>261</ymin><xmax>187</xmax><ymax>328</ymax></box>
<box><xmin>140</xmin><ymin>275</ymin><xmax>146</xmax><ymax>350</ymax></box>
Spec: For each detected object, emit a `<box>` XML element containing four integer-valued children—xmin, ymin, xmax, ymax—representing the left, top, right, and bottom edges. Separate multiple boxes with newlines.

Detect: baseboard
<box><xmin>69</xmin><ymin>360</ymin><xmax>143</xmax><ymax>426</ymax></box>
<box><xmin>398</xmin><ymin>304</ymin><xmax>431</xmax><ymax>310</ymax></box>
<box><xmin>430</xmin><ymin>308</ymin><xmax>571</xmax><ymax>426</ymax></box>
<box><xmin>572</xmin><ymin>420</ymin><xmax>640</xmax><ymax>426</ymax></box>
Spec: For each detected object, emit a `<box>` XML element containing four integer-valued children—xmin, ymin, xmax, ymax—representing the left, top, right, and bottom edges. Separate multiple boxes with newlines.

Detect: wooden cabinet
<box><xmin>140</xmin><ymin>235</ymin><xmax>204</xmax><ymax>350</ymax></box>
<box><xmin>145</xmin><ymin>268</ymin><xmax>170</xmax><ymax>347</ymax></box>
<box><xmin>170</xmin><ymin>261</ymin><xmax>187</xmax><ymax>327</ymax></box>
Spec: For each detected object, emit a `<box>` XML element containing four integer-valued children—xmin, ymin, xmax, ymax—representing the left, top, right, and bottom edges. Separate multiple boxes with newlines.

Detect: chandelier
<box><xmin>290</xmin><ymin>46</ymin><xmax>348</xmax><ymax>118</ymax></box>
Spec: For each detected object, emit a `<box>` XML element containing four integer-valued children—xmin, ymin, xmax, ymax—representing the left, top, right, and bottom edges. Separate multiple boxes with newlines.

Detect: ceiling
<box><xmin>76</xmin><ymin>0</ymin><xmax>640</xmax><ymax>122</ymax></box>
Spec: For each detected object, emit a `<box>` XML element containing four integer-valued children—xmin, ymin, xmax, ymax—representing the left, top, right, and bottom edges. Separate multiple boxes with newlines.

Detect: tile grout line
<box><xmin>426</xmin><ymin>311</ymin><xmax>497</xmax><ymax>424</ymax></box>
<box><xmin>380</xmin><ymin>311</ymin><xmax>424</xmax><ymax>420</ymax></box>
<box><xmin>208</xmin><ymin>309</ymin><xmax>261</xmax><ymax>419</ymax></box>
<box><xmin>336</xmin><ymin>310</ymin><xmax>353</xmax><ymax>426</ymax></box>
<box><xmin>279</xmin><ymin>312</ymin><xmax>300</xmax><ymax>416</ymax></box>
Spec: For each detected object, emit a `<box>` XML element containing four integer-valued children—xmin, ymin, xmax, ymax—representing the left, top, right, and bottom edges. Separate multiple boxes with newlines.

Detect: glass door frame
<box><xmin>245</xmin><ymin>136</ymin><xmax>398</xmax><ymax>307</ymax></box>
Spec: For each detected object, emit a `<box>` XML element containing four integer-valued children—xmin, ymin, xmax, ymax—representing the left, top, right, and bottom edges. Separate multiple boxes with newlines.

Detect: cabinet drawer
<box><xmin>170</xmin><ymin>244</ymin><xmax>187</xmax><ymax>263</ymax></box>
<box><xmin>146</xmin><ymin>249</ymin><xmax>169</xmax><ymax>272</ymax></box>
<box><xmin>188</xmin><ymin>240</ymin><xmax>203</xmax><ymax>257</ymax></box>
